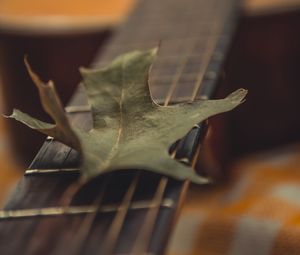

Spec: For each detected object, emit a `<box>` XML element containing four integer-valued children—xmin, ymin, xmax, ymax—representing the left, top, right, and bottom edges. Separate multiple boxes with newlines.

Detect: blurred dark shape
<box><xmin>0</xmin><ymin>29</ymin><xmax>111</xmax><ymax>167</ymax></box>
<box><xmin>209</xmin><ymin>9</ymin><xmax>300</xmax><ymax>174</ymax></box>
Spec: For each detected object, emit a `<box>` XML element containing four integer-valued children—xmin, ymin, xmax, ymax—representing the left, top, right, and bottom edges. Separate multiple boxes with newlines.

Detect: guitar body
<box><xmin>0</xmin><ymin>0</ymin><xmax>241</xmax><ymax>254</ymax></box>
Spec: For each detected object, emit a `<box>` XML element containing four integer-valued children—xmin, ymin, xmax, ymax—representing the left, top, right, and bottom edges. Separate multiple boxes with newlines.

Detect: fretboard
<box><xmin>96</xmin><ymin>0</ymin><xmax>239</xmax><ymax>104</ymax></box>
<box><xmin>0</xmin><ymin>0</ymin><xmax>240</xmax><ymax>254</ymax></box>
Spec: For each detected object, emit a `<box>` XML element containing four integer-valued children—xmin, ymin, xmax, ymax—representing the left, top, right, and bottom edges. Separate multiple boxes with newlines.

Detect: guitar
<box><xmin>0</xmin><ymin>0</ymin><xmax>240</xmax><ymax>254</ymax></box>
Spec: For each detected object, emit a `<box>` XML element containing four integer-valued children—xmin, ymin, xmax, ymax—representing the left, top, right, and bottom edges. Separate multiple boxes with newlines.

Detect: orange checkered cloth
<box><xmin>168</xmin><ymin>144</ymin><xmax>300</xmax><ymax>255</ymax></box>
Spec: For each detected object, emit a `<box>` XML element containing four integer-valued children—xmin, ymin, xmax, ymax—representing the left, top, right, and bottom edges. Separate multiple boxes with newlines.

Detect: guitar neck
<box><xmin>1</xmin><ymin>0</ymin><xmax>240</xmax><ymax>254</ymax></box>
<box><xmin>96</xmin><ymin>0</ymin><xmax>239</xmax><ymax>103</ymax></box>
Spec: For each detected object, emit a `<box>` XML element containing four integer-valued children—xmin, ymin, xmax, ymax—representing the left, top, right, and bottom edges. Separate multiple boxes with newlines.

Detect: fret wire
<box><xmin>46</xmin><ymin>136</ymin><xmax>54</xmax><ymax>141</ymax></box>
<box><xmin>25</xmin><ymin>168</ymin><xmax>80</xmax><ymax>175</ymax></box>
<box><xmin>0</xmin><ymin>198</ymin><xmax>175</xmax><ymax>220</ymax></box>
<box><xmin>101</xmin><ymin>173</ymin><xmax>140</xmax><ymax>255</ymax></box>
<box><xmin>131</xmin><ymin>177</ymin><xmax>168</xmax><ymax>254</ymax></box>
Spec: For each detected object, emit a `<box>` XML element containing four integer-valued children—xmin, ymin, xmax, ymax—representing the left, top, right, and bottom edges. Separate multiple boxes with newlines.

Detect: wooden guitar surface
<box><xmin>0</xmin><ymin>0</ymin><xmax>239</xmax><ymax>254</ymax></box>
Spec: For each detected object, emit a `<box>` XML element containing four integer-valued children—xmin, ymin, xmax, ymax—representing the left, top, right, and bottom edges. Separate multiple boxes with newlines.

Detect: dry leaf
<box><xmin>8</xmin><ymin>49</ymin><xmax>247</xmax><ymax>184</ymax></box>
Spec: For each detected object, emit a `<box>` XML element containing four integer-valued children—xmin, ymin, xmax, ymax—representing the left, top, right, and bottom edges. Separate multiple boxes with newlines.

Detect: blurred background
<box><xmin>1</xmin><ymin>0</ymin><xmax>300</xmax><ymax>254</ymax></box>
<box><xmin>0</xmin><ymin>0</ymin><xmax>136</xmax><ymax>204</ymax></box>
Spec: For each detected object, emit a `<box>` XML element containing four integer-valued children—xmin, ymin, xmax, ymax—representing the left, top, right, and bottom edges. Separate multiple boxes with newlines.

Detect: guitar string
<box><xmin>127</xmin><ymin>45</ymin><xmax>197</xmax><ymax>253</ymax></box>
<box><xmin>128</xmin><ymin>13</ymin><xmax>211</xmax><ymax>253</ymax></box>
<box><xmin>169</xmin><ymin>127</ymin><xmax>207</xmax><ymax>251</ymax></box>
<box><xmin>92</xmin><ymin>146</ymin><xmax>177</xmax><ymax>254</ymax></box>
<box><xmin>163</xmin><ymin>38</ymin><xmax>199</xmax><ymax>106</ymax></box>
<box><xmin>65</xmin><ymin>40</ymin><xmax>179</xmax><ymax>255</ymax></box>
<box><xmin>56</xmin><ymin>101</ymin><xmax>142</xmax><ymax>254</ymax></box>
<box><xmin>45</xmin><ymin>1</ymin><xmax>230</xmax><ymax>253</ymax></box>
<box><xmin>103</xmin><ymin>26</ymin><xmax>216</xmax><ymax>254</ymax></box>
<box><xmin>100</xmin><ymin>172</ymin><xmax>140</xmax><ymax>255</ymax></box>
<box><xmin>25</xmin><ymin>146</ymin><xmax>74</xmax><ymax>255</ymax></box>
<box><xmin>109</xmin><ymin>34</ymin><xmax>207</xmax><ymax>249</ymax></box>
<box><xmin>24</xmin><ymin>105</ymin><xmax>88</xmax><ymax>254</ymax></box>
<box><xmin>4</xmin><ymin>0</ymin><xmax>232</xmax><ymax>254</ymax></box>
<box><xmin>162</xmin><ymin>0</ymin><xmax>220</xmax><ymax>105</ymax></box>
<box><xmin>70</xmin><ymin>43</ymin><xmax>145</xmax><ymax>253</ymax></box>
<box><xmin>52</xmin><ymin>175</ymin><xmax>111</xmax><ymax>255</ymax></box>
<box><xmin>54</xmin><ymin>172</ymin><xmax>139</xmax><ymax>255</ymax></box>
<box><xmin>128</xmin><ymin>1</ymin><xmax>229</xmax><ymax>252</ymax></box>
<box><xmin>37</xmin><ymin>68</ymin><xmax>142</xmax><ymax>254</ymax></box>
<box><xmin>87</xmin><ymin>34</ymin><xmax>189</xmax><ymax>253</ymax></box>
<box><xmin>80</xmin><ymin>37</ymin><xmax>191</xmax><ymax>252</ymax></box>
<box><xmin>50</xmin><ymin>17</ymin><xmax>221</xmax><ymax>255</ymax></box>
<box><xmin>130</xmin><ymin>177</ymin><xmax>168</xmax><ymax>254</ymax></box>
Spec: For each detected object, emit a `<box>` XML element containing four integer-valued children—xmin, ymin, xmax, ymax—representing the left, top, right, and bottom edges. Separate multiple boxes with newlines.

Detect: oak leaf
<box><xmin>8</xmin><ymin>49</ymin><xmax>246</xmax><ymax>184</ymax></box>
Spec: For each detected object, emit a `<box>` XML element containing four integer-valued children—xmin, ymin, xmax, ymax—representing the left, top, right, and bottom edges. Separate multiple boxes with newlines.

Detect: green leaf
<box><xmin>7</xmin><ymin>49</ymin><xmax>247</xmax><ymax>184</ymax></box>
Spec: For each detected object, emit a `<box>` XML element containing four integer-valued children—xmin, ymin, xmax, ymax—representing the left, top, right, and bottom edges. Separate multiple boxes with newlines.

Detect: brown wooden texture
<box><xmin>0</xmin><ymin>0</ymin><xmax>240</xmax><ymax>254</ymax></box>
